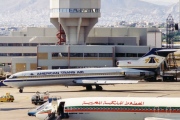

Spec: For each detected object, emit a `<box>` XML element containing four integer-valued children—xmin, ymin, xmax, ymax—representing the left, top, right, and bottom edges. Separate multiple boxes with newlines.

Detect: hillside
<box><xmin>0</xmin><ymin>0</ymin><xmax>179</xmax><ymax>26</ymax></box>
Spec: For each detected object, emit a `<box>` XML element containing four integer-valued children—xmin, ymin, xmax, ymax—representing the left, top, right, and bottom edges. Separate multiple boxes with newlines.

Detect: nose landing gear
<box><xmin>19</xmin><ymin>88</ymin><xmax>23</xmax><ymax>93</ymax></box>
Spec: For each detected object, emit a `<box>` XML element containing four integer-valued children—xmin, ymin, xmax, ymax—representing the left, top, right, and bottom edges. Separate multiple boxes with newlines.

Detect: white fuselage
<box><xmin>36</xmin><ymin>97</ymin><xmax>180</xmax><ymax>120</ymax></box>
<box><xmin>3</xmin><ymin>67</ymin><xmax>154</xmax><ymax>88</ymax></box>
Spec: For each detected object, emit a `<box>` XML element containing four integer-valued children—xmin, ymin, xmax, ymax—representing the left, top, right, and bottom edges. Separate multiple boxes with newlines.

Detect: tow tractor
<box><xmin>0</xmin><ymin>93</ymin><xmax>14</xmax><ymax>102</ymax></box>
<box><xmin>31</xmin><ymin>91</ymin><xmax>50</xmax><ymax>105</ymax></box>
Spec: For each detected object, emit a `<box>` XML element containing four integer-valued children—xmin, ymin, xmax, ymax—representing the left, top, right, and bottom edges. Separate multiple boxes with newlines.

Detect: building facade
<box><xmin>0</xmin><ymin>0</ymin><xmax>163</xmax><ymax>73</ymax></box>
<box><xmin>9</xmin><ymin>26</ymin><xmax>161</xmax><ymax>73</ymax></box>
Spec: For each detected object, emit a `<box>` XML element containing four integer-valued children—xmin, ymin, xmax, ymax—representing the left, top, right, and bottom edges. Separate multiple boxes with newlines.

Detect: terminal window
<box><xmin>116</xmin><ymin>53</ymin><xmax>125</xmax><ymax>57</ymax></box>
<box><xmin>0</xmin><ymin>43</ymin><xmax>7</xmax><ymax>46</ymax></box>
<box><xmin>23</xmin><ymin>43</ymin><xmax>29</xmax><ymax>46</ymax></box>
<box><xmin>84</xmin><ymin>53</ymin><xmax>98</xmax><ymax>57</ymax></box>
<box><xmin>24</xmin><ymin>53</ymin><xmax>37</xmax><ymax>56</ymax></box>
<box><xmin>138</xmin><ymin>53</ymin><xmax>146</xmax><ymax>57</ymax></box>
<box><xmin>30</xmin><ymin>43</ymin><xmax>39</xmax><ymax>46</ymax></box>
<box><xmin>0</xmin><ymin>53</ymin><xmax>7</xmax><ymax>56</ymax></box>
<box><xmin>8</xmin><ymin>43</ymin><xmax>22</xmax><ymax>46</ymax></box>
<box><xmin>52</xmin><ymin>66</ymin><xmax>68</xmax><ymax>69</ymax></box>
<box><xmin>52</xmin><ymin>53</ymin><xmax>68</xmax><ymax>57</ymax></box>
<box><xmin>99</xmin><ymin>53</ymin><xmax>112</xmax><ymax>57</ymax></box>
<box><xmin>70</xmin><ymin>53</ymin><xmax>83</xmax><ymax>57</ymax></box>
<box><xmin>8</xmin><ymin>53</ymin><xmax>22</xmax><ymax>56</ymax></box>
<box><xmin>126</xmin><ymin>53</ymin><xmax>137</xmax><ymax>57</ymax></box>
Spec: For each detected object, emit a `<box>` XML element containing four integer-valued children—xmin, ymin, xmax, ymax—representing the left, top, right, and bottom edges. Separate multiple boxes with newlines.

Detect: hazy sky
<box><xmin>142</xmin><ymin>0</ymin><xmax>179</xmax><ymax>5</ymax></box>
<box><xmin>143</xmin><ymin>0</ymin><xmax>178</xmax><ymax>3</ymax></box>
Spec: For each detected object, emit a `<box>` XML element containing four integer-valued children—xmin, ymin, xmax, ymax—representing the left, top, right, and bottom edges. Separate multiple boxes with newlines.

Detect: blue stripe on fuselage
<box><xmin>3</xmin><ymin>76</ymin><xmax>122</xmax><ymax>83</ymax></box>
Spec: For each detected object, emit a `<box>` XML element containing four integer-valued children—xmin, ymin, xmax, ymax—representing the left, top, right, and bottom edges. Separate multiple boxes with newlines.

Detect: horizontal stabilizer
<box><xmin>73</xmin><ymin>80</ymin><xmax>138</xmax><ymax>85</ymax></box>
<box><xmin>145</xmin><ymin>117</ymin><xmax>178</xmax><ymax>120</ymax></box>
<box><xmin>142</xmin><ymin>48</ymin><xmax>177</xmax><ymax>58</ymax></box>
<box><xmin>156</xmin><ymin>49</ymin><xmax>177</xmax><ymax>57</ymax></box>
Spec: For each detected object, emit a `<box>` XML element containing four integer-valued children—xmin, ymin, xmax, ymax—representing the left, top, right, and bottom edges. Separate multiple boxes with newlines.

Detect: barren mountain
<box><xmin>0</xmin><ymin>0</ymin><xmax>179</xmax><ymax>26</ymax></box>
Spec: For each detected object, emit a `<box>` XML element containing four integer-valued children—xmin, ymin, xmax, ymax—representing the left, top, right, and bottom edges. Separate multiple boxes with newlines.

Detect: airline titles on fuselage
<box><xmin>36</xmin><ymin>71</ymin><xmax>84</xmax><ymax>75</ymax></box>
<box><xmin>82</xmin><ymin>100</ymin><xmax>144</xmax><ymax>106</ymax></box>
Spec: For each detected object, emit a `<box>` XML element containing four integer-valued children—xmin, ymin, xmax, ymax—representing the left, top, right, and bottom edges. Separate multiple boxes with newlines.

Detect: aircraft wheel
<box><xmin>86</xmin><ymin>85</ymin><xmax>92</xmax><ymax>91</ymax></box>
<box><xmin>19</xmin><ymin>89</ymin><xmax>23</xmax><ymax>93</ymax></box>
<box><xmin>96</xmin><ymin>86</ymin><xmax>103</xmax><ymax>91</ymax></box>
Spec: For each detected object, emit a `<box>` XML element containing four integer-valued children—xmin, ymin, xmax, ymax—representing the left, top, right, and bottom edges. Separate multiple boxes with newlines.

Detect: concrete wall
<box><xmin>147</xmin><ymin>32</ymin><xmax>162</xmax><ymax>48</ymax></box>
<box><xmin>0</xmin><ymin>36</ymin><xmax>56</xmax><ymax>63</ymax></box>
<box><xmin>88</xmin><ymin>27</ymin><xmax>161</xmax><ymax>46</ymax></box>
<box><xmin>37</xmin><ymin>45</ymin><xmax>114</xmax><ymax>69</ymax></box>
<box><xmin>115</xmin><ymin>46</ymin><xmax>151</xmax><ymax>61</ymax></box>
<box><xmin>1</xmin><ymin>26</ymin><xmax>162</xmax><ymax>72</ymax></box>
<box><xmin>11</xmin><ymin>57</ymin><xmax>37</xmax><ymax>73</ymax></box>
<box><xmin>0</xmin><ymin>36</ymin><xmax>57</xmax><ymax>43</ymax></box>
<box><xmin>87</xmin><ymin>37</ymin><xmax>139</xmax><ymax>45</ymax></box>
<box><xmin>10</xmin><ymin>27</ymin><xmax>57</xmax><ymax>37</ymax></box>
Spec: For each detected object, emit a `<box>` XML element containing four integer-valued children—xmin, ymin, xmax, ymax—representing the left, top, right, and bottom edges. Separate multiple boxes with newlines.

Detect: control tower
<box><xmin>50</xmin><ymin>0</ymin><xmax>101</xmax><ymax>45</ymax></box>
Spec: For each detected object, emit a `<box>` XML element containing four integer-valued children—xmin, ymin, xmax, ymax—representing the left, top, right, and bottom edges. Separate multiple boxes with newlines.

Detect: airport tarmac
<box><xmin>1</xmin><ymin>82</ymin><xmax>180</xmax><ymax>120</ymax></box>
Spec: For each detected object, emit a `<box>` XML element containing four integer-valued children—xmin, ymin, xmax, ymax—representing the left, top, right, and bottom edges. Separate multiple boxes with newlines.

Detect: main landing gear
<box><xmin>86</xmin><ymin>85</ymin><xmax>92</xmax><ymax>91</ymax></box>
<box><xmin>19</xmin><ymin>88</ymin><xmax>23</xmax><ymax>93</ymax></box>
<box><xmin>85</xmin><ymin>85</ymin><xmax>103</xmax><ymax>91</ymax></box>
<box><xmin>96</xmin><ymin>85</ymin><xmax>103</xmax><ymax>91</ymax></box>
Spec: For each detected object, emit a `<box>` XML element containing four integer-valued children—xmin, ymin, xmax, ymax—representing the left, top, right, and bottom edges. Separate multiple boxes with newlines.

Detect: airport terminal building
<box><xmin>0</xmin><ymin>0</ymin><xmax>162</xmax><ymax>73</ymax></box>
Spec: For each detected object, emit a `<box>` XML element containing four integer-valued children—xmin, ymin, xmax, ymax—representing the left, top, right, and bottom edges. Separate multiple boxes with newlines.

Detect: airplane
<box><xmin>3</xmin><ymin>48</ymin><xmax>176</xmax><ymax>93</ymax></box>
<box><xmin>36</xmin><ymin>96</ymin><xmax>180</xmax><ymax>120</ymax></box>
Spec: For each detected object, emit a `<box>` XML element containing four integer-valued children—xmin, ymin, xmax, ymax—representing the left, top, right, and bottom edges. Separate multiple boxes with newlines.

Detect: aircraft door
<box><xmin>22</xmin><ymin>73</ymin><xmax>26</xmax><ymax>82</ymax></box>
<box><xmin>58</xmin><ymin>102</ymin><xmax>69</xmax><ymax>119</ymax></box>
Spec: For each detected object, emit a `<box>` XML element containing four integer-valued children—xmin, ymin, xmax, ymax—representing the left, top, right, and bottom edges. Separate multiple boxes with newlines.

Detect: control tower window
<box><xmin>57</xmin><ymin>8</ymin><xmax>100</xmax><ymax>13</ymax></box>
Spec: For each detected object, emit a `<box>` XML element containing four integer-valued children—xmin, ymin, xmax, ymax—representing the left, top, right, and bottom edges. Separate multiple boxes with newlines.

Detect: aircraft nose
<box><xmin>1</xmin><ymin>80</ymin><xmax>8</xmax><ymax>86</ymax></box>
<box><xmin>3</xmin><ymin>79</ymin><xmax>9</xmax><ymax>85</ymax></box>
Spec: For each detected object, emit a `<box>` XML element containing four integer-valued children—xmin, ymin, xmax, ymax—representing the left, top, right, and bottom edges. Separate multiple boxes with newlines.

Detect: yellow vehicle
<box><xmin>0</xmin><ymin>93</ymin><xmax>14</xmax><ymax>102</ymax></box>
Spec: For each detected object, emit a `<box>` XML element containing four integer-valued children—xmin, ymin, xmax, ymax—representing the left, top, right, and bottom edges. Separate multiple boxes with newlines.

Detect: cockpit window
<box><xmin>12</xmin><ymin>76</ymin><xmax>17</xmax><ymax>78</ymax></box>
<box><xmin>9</xmin><ymin>75</ymin><xmax>17</xmax><ymax>79</ymax></box>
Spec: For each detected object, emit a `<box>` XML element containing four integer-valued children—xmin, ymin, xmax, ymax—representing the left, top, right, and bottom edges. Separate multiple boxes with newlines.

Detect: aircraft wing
<box><xmin>73</xmin><ymin>79</ymin><xmax>138</xmax><ymax>85</ymax></box>
<box><xmin>145</xmin><ymin>117</ymin><xmax>179</xmax><ymax>120</ymax></box>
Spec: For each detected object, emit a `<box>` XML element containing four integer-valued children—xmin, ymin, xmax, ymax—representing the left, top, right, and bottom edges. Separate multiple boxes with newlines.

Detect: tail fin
<box><xmin>138</xmin><ymin>48</ymin><xmax>177</xmax><ymax>69</ymax></box>
<box><xmin>117</xmin><ymin>48</ymin><xmax>177</xmax><ymax>71</ymax></box>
